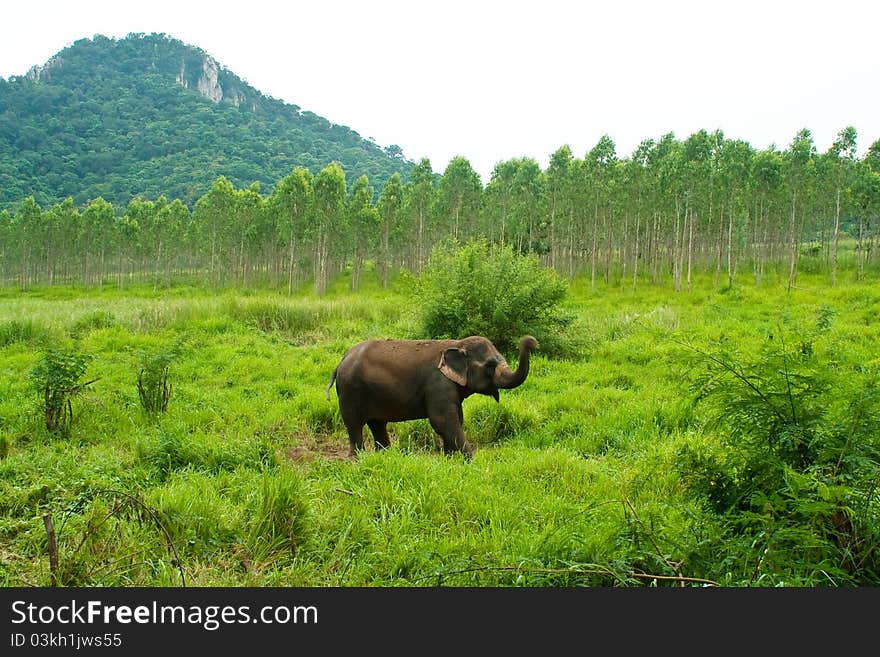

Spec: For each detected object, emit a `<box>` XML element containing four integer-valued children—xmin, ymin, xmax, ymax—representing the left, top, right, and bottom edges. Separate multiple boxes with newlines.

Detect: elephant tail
<box><xmin>325</xmin><ymin>366</ymin><xmax>338</xmax><ymax>401</ymax></box>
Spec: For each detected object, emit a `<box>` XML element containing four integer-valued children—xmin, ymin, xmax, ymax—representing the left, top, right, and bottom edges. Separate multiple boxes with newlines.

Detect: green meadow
<box><xmin>1</xmin><ymin>268</ymin><xmax>878</xmax><ymax>587</ymax></box>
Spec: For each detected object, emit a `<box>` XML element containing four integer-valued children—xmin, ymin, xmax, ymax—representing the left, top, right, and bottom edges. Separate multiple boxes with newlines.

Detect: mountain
<box><xmin>0</xmin><ymin>33</ymin><xmax>415</xmax><ymax>211</ymax></box>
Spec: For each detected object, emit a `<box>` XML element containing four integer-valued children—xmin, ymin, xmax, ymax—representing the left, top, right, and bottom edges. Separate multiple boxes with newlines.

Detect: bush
<box><xmin>137</xmin><ymin>349</ymin><xmax>174</xmax><ymax>414</ymax></box>
<box><xmin>29</xmin><ymin>347</ymin><xmax>96</xmax><ymax>434</ymax></box>
<box><xmin>417</xmin><ymin>239</ymin><xmax>568</xmax><ymax>351</ymax></box>
<box><xmin>675</xmin><ymin>333</ymin><xmax>880</xmax><ymax>585</ymax></box>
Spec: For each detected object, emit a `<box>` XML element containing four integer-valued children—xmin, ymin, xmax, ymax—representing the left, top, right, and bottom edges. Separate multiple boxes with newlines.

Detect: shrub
<box><xmin>417</xmin><ymin>239</ymin><xmax>568</xmax><ymax>352</ymax></box>
<box><xmin>676</xmin><ymin>333</ymin><xmax>880</xmax><ymax>585</ymax></box>
<box><xmin>137</xmin><ymin>349</ymin><xmax>174</xmax><ymax>414</ymax></box>
<box><xmin>29</xmin><ymin>347</ymin><xmax>96</xmax><ymax>434</ymax></box>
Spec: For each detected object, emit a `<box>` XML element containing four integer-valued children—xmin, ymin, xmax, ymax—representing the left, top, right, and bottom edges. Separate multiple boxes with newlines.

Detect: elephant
<box><xmin>326</xmin><ymin>335</ymin><xmax>538</xmax><ymax>458</ymax></box>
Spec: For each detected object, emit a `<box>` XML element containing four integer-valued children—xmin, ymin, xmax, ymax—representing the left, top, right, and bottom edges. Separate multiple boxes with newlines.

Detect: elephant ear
<box><xmin>438</xmin><ymin>347</ymin><xmax>468</xmax><ymax>386</ymax></box>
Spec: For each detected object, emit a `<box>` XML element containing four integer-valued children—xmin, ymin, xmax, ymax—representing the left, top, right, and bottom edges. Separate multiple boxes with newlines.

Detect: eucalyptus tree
<box><xmin>376</xmin><ymin>172</ymin><xmax>403</xmax><ymax>288</ymax></box>
<box><xmin>122</xmin><ymin>197</ymin><xmax>156</xmax><ymax>284</ymax></box>
<box><xmin>867</xmin><ymin>139</ymin><xmax>880</xmax><ymax>174</ymax></box>
<box><xmin>851</xmin><ymin>160</ymin><xmax>880</xmax><ymax>279</ymax></box>
<box><xmin>155</xmin><ymin>198</ymin><xmax>188</xmax><ymax>286</ymax></box>
<box><xmin>749</xmin><ymin>148</ymin><xmax>784</xmax><ymax>284</ymax></box>
<box><xmin>114</xmin><ymin>208</ymin><xmax>141</xmax><ymax>288</ymax></box>
<box><xmin>437</xmin><ymin>156</ymin><xmax>483</xmax><ymax>241</ymax></box>
<box><xmin>81</xmin><ymin>197</ymin><xmax>115</xmax><ymax>289</ymax></box>
<box><xmin>404</xmin><ymin>158</ymin><xmax>436</xmax><ymax>272</ymax></box>
<box><xmin>645</xmin><ymin>132</ymin><xmax>681</xmax><ymax>285</ymax></box>
<box><xmin>0</xmin><ymin>209</ymin><xmax>10</xmax><ymax>283</ymax></box>
<box><xmin>545</xmin><ymin>145</ymin><xmax>575</xmax><ymax>274</ymax></box>
<box><xmin>484</xmin><ymin>159</ymin><xmax>518</xmax><ymax>247</ymax></box>
<box><xmin>347</xmin><ymin>174</ymin><xmax>379</xmax><ymax>291</ymax></box>
<box><xmin>312</xmin><ymin>162</ymin><xmax>347</xmax><ymax>295</ymax></box>
<box><xmin>10</xmin><ymin>197</ymin><xmax>40</xmax><ymax>288</ymax></box>
<box><xmin>679</xmin><ymin>130</ymin><xmax>715</xmax><ymax>290</ymax></box>
<box><xmin>46</xmin><ymin>198</ymin><xmax>80</xmax><ymax>285</ymax></box>
<box><xmin>483</xmin><ymin>157</ymin><xmax>544</xmax><ymax>254</ymax></box>
<box><xmin>783</xmin><ymin>129</ymin><xmax>817</xmax><ymax>291</ymax></box>
<box><xmin>191</xmin><ymin>176</ymin><xmax>236</xmax><ymax>286</ymax></box>
<box><xmin>583</xmin><ymin>135</ymin><xmax>618</xmax><ymax>290</ymax></box>
<box><xmin>716</xmin><ymin>137</ymin><xmax>755</xmax><ymax>288</ymax></box>
<box><xmin>270</xmin><ymin>167</ymin><xmax>313</xmax><ymax>294</ymax></box>
<box><xmin>826</xmin><ymin>126</ymin><xmax>858</xmax><ymax>285</ymax></box>
<box><xmin>229</xmin><ymin>183</ymin><xmax>265</xmax><ymax>286</ymax></box>
<box><xmin>624</xmin><ymin>139</ymin><xmax>655</xmax><ymax>290</ymax></box>
<box><xmin>510</xmin><ymin>157</ymin><xmax>544</xmax><ymax>255</ymax></box>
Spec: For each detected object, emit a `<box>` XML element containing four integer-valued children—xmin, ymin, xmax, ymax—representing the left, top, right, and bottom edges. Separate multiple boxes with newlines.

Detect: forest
<box><xmin>2</xmin><ymin>125</ymin><xmax>879</xmax><ymax>294</ymax></box>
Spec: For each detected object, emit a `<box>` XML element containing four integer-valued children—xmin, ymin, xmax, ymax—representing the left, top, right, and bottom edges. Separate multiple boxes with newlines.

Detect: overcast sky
<box><xmin>2</xmin><ymin>0</ymin><xmax>878</xmax><ymax>183</ymax></box>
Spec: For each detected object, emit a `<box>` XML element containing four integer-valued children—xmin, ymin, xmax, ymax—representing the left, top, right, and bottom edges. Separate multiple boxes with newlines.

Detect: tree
<box><xmin>79</xmin><ymin>197</ymin><xmax>115</xmax><ymax>288</ymax></box>
<box><xmin>585</xmin><ymin>135</ymin><xmax>618</xmax><ymax>290</ymax></box>
<box><xmin>625</xmin><ymin>139</ymin><xmax>655</xmax><ymax>290</ymax></box>
<box><xmin>376</xmin><ymin>173</ymin><xmax>403</xmax><ymax>288</ymax></box>
<box><xmin>191</xmin><ymin>176</ymin><xmax>235</xmax><ymax>287</ymax></box>
<box><xmin>483</xmin><ymin>157</ymin><xmax>543</xmax><ymax>254</ymax></box>
<box><xmin>270</xmin><ymin>167</ymin><xmax>313</xmax><ymax>295</ymax></box>
<box><xmin>851</xmin><ymin>161</ymin><xmax>880</xmax><ymax>279</ymax></box>
<box><xmin>545</xmin><ymin>145</ymin><xmax>575</xmax><ymax>274</ymax></box>
<box><xmin>347</xmin><ymin>174</ymin><xmax>379</xmax><ymax>291</ymax></box>
<box><xmin>783</xmin><ymin>129</ymin><xmax>816</xmax><ymax>291</ymax></box>
<box><xmin>404</xmin><ymin>158</ymin><xmax>436</xmax><ymax>273</ymax></box>
<box><xmin>155</xmin><ymin>198</ymin><xmax>188</xmax><ymax>286</ymax></box>
<box><xmin>11</xmin><ymin>197</ymin><xmax>41</xmax><ymax>289</ymax></box>
<box><xmin>312</xmin><ymin>163</ymin><xmax>346</xmax><ymax>295</ymax></box>
<box><xmin>437</xmin><ymin>156</ymin><xmax>483</xmax><ymax>241</ymax></box>
<box><xmin>827</xmin><ymin>126</ymin><xmax>857</xmax><ymax>286</ymax></box>
<box><xmin>232</xmin><ymin>182</ymin><xmax>265</xmax><ymax>286</ymax></box>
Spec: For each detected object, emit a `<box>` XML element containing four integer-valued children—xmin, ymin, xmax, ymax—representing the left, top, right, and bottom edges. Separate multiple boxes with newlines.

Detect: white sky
<box><xmin>1</xmin><ymin>0</ymin><xmax>878</xmax><ymax>184</ymax></box>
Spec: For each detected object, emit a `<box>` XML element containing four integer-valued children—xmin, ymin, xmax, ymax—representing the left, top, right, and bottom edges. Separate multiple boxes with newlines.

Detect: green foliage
<box><xmin>245</xmin><ymin>466</ymin><xmax>310</xmax><ymax>560</ymax></box>
<box><xmin>2</xmin><ymin>278</ymin><xmax>879</xmax><ymax>587</ymax></box>
<box><xmin>466</xmin><ymin>398</ymin><xmax>540</xmax><ymax>445</ymax></box>
<box><xmin>70</xmin><ymin>310</ymin><xmax>118</xmax><ymax>338</ymax></box>
<box><xmin>137</xmin><ymin>349</ymin><xmax>174</xmax><ymax>414</ymax></box>
<box><xmin>225</xmin><ymin>299</ymin><xmax>319</xmax><ymax>336</ymax></box>
<box><xmin>29</xmin><ymin>346</ymin><xmax>95</xmax><ymax>434</ymax></box>
<box><xmin>0</xmin><ymin>319</ymin><xmax>47</xmax><ymax>346</ymax></box>
<box><xmin>676</xmin><ymin>333</ymin><xmax>880</xmax><ymax>585</ymax></box>
<box><xmin>0</xmin><ymin>33</ymin><xmax>413</xmax><ymax>211</ymax></box>
<box><xmin>417</xmin><ymin>239</ymin><xmax>569</xmax><ymax>351</ymax></box>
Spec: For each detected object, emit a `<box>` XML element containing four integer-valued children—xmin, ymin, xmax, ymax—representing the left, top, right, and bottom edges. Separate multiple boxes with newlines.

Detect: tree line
<box><xmin>2</xmin><ymin>126</ymin><xmax>879</xmax><ymax>293</ymax></box>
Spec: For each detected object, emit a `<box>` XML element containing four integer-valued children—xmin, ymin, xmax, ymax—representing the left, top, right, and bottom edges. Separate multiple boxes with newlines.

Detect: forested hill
<box><xmin>0</xmin><ymin>32</ymin><xmax>415</xmax><ymax>210</ymax></box>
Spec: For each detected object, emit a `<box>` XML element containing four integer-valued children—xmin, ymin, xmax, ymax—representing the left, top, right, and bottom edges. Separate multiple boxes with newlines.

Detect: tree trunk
<box><xmin>832</xmin><ymin>187</ymin><xmax>841</xmax><ymax>286</ymax></box>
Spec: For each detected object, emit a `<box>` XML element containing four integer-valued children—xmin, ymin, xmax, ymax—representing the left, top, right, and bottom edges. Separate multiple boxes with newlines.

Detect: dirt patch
<box><xmin>283</xmin><ymin>433</ymin><xmax>351</xmax><ymax>463</ymax></box>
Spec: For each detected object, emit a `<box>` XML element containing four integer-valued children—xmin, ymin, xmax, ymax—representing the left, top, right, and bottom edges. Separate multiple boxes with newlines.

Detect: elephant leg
<box><xmin>341</xmin><ymin>419</ymin><xmax>365</xmax><ymax>457</ymax></box>
<box><xmin>340</xmin><ymin>405</ymin><xmax>366</xmax><ymax>457</ymax></box>
<box><xmin>367</xmin><ymin>420</ymin><xmax>391</xmax><ymax>450</ymax></box>
<box><xmin>428</xmin><ymin>404</ymin><xmax>473</xmax><ymax>459</ymax></box>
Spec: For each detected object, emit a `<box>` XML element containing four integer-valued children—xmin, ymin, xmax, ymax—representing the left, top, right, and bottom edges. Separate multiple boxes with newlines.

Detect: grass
<box><xmin>0</xmin><ymin>269</ymin><xmax>878</xmax><ymax>586</ymax></box>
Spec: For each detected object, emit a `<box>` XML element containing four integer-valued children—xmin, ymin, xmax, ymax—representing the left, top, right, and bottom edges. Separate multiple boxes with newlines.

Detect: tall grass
<box><xmin>1</xmin><ymin>273</ymin><xmax>878</xmax><ymax>586</ymax></box>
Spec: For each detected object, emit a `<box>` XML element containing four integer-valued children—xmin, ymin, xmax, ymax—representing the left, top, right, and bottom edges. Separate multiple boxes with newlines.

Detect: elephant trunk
<box><xmin>493</xmin><ymin>336</ymin><xmax>538</xmax><ymax>389</ymax></box>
